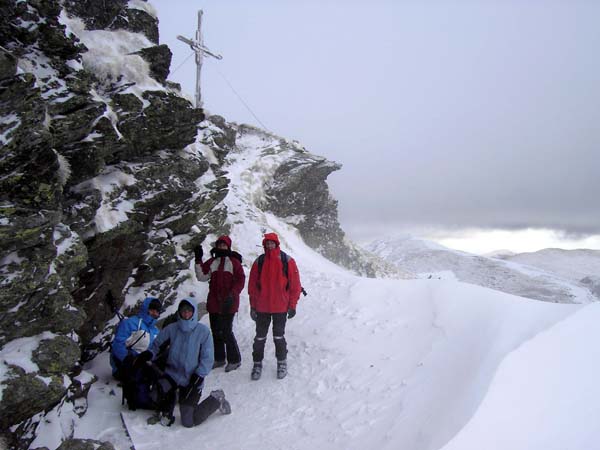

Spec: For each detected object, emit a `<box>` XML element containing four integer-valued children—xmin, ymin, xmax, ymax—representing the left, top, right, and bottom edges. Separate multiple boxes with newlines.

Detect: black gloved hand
<box><xmin>182</xmin><ymin>373</ymin><xmax>204</xmax><ymax>399</ymax></box>
<box><xmin>287</xmin><ymin>308</ymin><xmax>296</xmax><ymax>319</ymax></box>
<box><xmin>222</xmin><ymin>295</ymin><xmax>233</xmax><ymax>313</ymax></box>
<box><xmin>250</xmin><ymin>308</ymin><xmax>258</xmax><ymax>321</ymax></box>
<box><xmin>193</xmin><ymin>245</ymin><xmax>203</xmax><ymax>263</ymax></box>
<box><xmin>133</xmin><ymin>350</ymin><xmax>152</xmax><ymax>369</ymax></box>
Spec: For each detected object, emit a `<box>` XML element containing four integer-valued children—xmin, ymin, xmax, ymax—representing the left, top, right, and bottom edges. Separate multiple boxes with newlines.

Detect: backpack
<box><xmin>231</xmin><ymin>251</ymin><xmax>242</xmax><ymax>263</ymax></box>
<box><xmin>122</xmin><ymin>362</ymin><xmax>158</xmax><ymax>411</ymax></box>
<box><xmin>121</xmin><ymin>341</ymin><xmax>171</xmax><ymax>411</ymax></box>
<box><xmin>257</xmin><ymin>251</ymin><xmax>289</xmax><ymax>289</ymax></box>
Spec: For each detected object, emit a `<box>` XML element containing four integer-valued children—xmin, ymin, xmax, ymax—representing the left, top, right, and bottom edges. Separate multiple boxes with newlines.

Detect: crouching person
<box><xmin>110</xmin><ymin>296</ymin><xmax>162</xmax><ymax>410</ymax></box>
<box><xmin>110</xmin><ymin>296</ymin><xmax>162</xmax><ymax>380</ymax></box>
<box><xmin>135</xmin><ymin>297</ymin><xmax>231</xmax><ymax>427</ymax></box>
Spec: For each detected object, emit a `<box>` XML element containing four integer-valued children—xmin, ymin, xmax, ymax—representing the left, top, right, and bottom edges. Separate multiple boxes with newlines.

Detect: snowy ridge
<box><xmin>368</xmin><ymin>236</ymin><xmax>597</xmax><ymax>304</ymax></box>
<box><xmin>499</xmin><ymin>247</ymin><xmax>600</xmax><ymax>283</ymax></box>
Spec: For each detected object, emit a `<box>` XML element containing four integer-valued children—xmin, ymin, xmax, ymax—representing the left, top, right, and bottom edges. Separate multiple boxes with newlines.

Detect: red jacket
<box><xmin>248</xmin><ymin>233</ymin><xmax>302</xmax><ymax>313</ymax></box>
<box><xmin>195</xmin><ymin>238</ymin><xmax>245</xmax><ymax>314</ymax></box>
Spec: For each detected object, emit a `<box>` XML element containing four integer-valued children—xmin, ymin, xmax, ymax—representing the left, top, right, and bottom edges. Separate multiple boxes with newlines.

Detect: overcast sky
<box><xmin>155</xmin><ymin>1</ymin><xmax>600</xmax><ymax>252</ymax></box>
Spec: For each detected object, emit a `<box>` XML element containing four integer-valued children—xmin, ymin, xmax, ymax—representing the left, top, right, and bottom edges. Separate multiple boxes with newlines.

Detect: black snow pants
<box><xmin>209</xmin><ymin>313</ymin><xmax>241</xmax><ymax>364</ymax></box>
<box><xmin>252</xmin><ymin>312</ymin><xmax>288</xmax><ymax>362</ymax></box>
<box><xmin>157</xmin><ymin>376</ymin><xmax>220</xmax><ymax>428</ymax></box>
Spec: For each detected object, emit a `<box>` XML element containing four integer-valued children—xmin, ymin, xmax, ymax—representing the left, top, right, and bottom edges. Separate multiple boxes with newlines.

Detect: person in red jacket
<box><xmin>194</xmin><ymin>235</ymin><xmax>246</xmax><ymax>372</ymax></box>
<box><xmin>248</xmin><ymin>232</ymin><xmax>301</xmax><ymax>380</ymax></box>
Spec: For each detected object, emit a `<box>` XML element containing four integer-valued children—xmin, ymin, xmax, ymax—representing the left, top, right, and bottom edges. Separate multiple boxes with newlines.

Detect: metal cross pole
<box><xmin>177</xmin><ymin>10</ymin><xmax>223</xmax><ymax>109</ymax></box>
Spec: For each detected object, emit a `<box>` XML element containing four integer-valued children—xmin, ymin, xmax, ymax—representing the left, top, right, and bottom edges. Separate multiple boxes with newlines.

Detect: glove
<box><xmin>287</xmin><ymin>308</ymin><xmax>296</xmax><ymax>319</ymax></box>
<box><xmin>133</xmin><ymin>350</ymin><xmax>152</xmax><ymax>369</ymax></box>
<box><xmin>250</xmin><ymin>308</ymin><xmax>258</xmax><ymax>321</ymax></box>
<box><xmin>182</xmin><ymin>373</ymin><xmax>204</xmax><ymax>399</ymax></box>
<box><xmin>222</xmin><ymin>295</ymin><xmax>233</xmax><ymax>313</ymax></box>
<box><xmin>193</xmin><ymin>245</ymin><xmax>203</xmax><ymax>263</ymax></box>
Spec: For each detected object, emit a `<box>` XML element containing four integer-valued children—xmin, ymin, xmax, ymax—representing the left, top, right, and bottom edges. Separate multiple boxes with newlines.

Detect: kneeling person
<box><xmin>136</xmin><ymin>298</ymin><xmax>231</xmax><ymax>427</ymax></box>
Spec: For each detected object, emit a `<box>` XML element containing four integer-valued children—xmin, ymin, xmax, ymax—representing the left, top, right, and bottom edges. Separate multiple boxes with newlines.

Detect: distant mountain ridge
<box><xmin>368</xmin><ymin>237</ymin><xmax>598</xmax><ymax>304</ymax></box>
<box><xmin>497</xmin><ymin>248</ymin><xmax>600</xmax><ymax>282</ymax></box>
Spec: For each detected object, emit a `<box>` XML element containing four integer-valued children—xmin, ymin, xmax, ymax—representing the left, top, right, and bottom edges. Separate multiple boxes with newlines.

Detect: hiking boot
<box><xmin>250</xmin><ymin>362</ymin><xmax>262</xmax><ymax>381</ymax></box>
<box><xmin>277</xmin><ymin>360</ymin><xmax>287</xmax><ymax>379</ymax></box>
<box><xmin>160</xmin><ymin>413</ymin><xmax>175</xmax><ymax>427</ymax></box>
<box><xmin>225</xmin><ymin>362</ymin><xmax>241</xmax><ymax>372</ymax></box>
<box><xmin>213</xmin><ymin>360</ymin><xmax>226</xmax><ymax>369</ymax></box>
<box><xmin>146</xmin><ymin>414</ymin><xmax>160</xmax><ymax>425</ymax></box>
<box><xmin>210</xmin><ymin>389</ymin><xmax>232</xmax><ymax>415</ymax></box>
<box><xmin>147</xmin><ymin>412</ymin><xmax>174</xmax><ymax>427</ymax></box>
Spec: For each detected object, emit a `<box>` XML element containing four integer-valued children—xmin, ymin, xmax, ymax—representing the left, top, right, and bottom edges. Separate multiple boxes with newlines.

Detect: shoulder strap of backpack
<box><xmin>280</xmin><ymin>251</ymin><xmax>289</xmax><ymax>280</ymax></box>
<box><xmin>257</xmin><ymin>253</ymin><xmax>288</xmax><ymax>276</ymax></box>
<box><xmin>256</xmin><ymin>251</ymin><xmax>290</xmax><ymax>290</ymax></box>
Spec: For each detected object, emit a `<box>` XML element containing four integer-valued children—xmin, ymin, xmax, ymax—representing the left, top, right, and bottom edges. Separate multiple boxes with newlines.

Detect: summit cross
<box><xmin>177</xmin><ymin>10</ymin><xmax>222</xmax><ymax>109</ymax></box>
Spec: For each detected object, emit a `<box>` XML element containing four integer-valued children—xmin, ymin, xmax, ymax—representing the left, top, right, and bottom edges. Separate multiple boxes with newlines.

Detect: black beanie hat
<box><xmin>148</xmin><ymin>298</ymin><xmax>162</xmax><ymax>312</ymax></box>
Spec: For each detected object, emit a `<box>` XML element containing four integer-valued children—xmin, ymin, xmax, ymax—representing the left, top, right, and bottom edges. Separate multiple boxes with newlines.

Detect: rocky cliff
<box><xmin>0</xmin><ymin>1</ymin><xmax>398</xmax><ymax>447</ymax></box>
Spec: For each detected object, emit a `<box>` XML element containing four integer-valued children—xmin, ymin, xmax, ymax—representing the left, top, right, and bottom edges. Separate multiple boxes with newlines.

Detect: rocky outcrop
<box><xmin>202</xmin><ymin>121</ymin><xmax>400</xmax><ymax>277</ymax></box>
<box><xmin>0</xmin><ymin>0</ymin><xmax>220</xmax><ymax>446</ymax></box>
<box><xmin>0</xmin><ymin>369</ymin><xmax>67</xmax><ymax>430</ymax></box>
<box><xmin>0</xmin><ymin>46</ymin><xmax>17</xmax><ymax>79</ymax></box>
<box><xmin>581</xmin><ymin>276</ymin><xmax>600</xmax><ymax>298</ymax></box>
<box><xmin>135</xmin><ymin>44</ymin><xmax>172</xmax><ymax>84</ymax></box>
<box><xmin>63</xmin><ymin>0</ymin><xmax>158</xmax><ymax>44</ymax></box>
<box><xmin>260</xmin><ymin>144</ymin><xmax>380</xmax><ymax>275</ymax></box>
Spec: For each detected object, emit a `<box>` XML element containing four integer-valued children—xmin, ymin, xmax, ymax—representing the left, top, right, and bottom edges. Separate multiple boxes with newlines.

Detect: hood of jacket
<box><xmin>177</xmin><ymin>297</ymin><xmax>199</xmax><ymax>333</ymax></box>
<box><xmin>140</xmin><ymin>296</ymin><xmax>158</xmax><ymax>327</ymax></box>
<box><xmin>215</xmin><ymin>235</ymin><xmax>232</xmax><ymax>249</ymax></box>
<box><xmin>262</xmin><ymin>232</ymin><xmax>280</xmax><ymax>249</ymax></box>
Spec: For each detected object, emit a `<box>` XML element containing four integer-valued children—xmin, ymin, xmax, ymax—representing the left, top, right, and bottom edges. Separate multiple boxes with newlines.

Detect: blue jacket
<box><xmin>110</xmin><ymin>297</ymin><xmax>160</xmax><ymax>373</ymax></box>
<box><xmin>149</xmin><ymin>298</ymin><xmax>214</xmax><ymax>387</ymax></box>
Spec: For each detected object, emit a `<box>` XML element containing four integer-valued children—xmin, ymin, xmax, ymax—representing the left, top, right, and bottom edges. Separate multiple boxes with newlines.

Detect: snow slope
<box><xmin>59</xmin><ymin>127</ymin><xmax>600</xmax><ymax>450</ymax></box>
<box><xmin>368</xmin><ymin>236</ymin><xmax>597</xmax><ymax>304</ymax></box>
<box><xmin>499</xmin><ymin>248</ymin><xmax>600</xmax><ymax>283</ymax></box>
<box><xmin>440</xmin><ymin>303</ymin><xmax>600</xmax><ymax>450</ymax></box>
